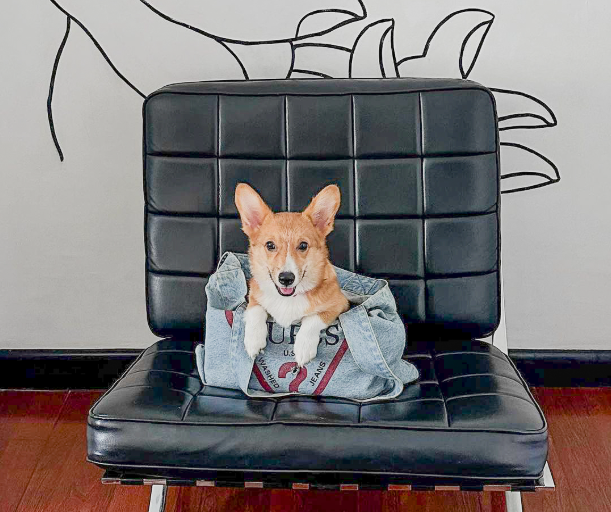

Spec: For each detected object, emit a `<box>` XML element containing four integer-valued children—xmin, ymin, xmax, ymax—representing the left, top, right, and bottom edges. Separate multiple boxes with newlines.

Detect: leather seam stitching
<box><xmin>88</xmin><ymin>415</ymin><xmax>548</xmax><ymax>434</ymax></box>
<box><xmin>123</xmin><ymin>368</ymin><xmax>199</xmax><ymax>379</ymax></box>
<box><xmin>441</xmin><ymin>373</ymin><xmax>522</xmax><ymax>385</ymax></box>
<box><xmin>444</xmin><ymin>392</ymin><xmax>538</xmax><ymax>407</ymax></box>
<box><xmin>87</xmin><ymin>458</ymin><xmax>545</xmax><ymax>480</ymax></box>
<box><xmin>111</xmin><ymin>384</ymin><xmax>195</xmax><ymax>397</ymax></box>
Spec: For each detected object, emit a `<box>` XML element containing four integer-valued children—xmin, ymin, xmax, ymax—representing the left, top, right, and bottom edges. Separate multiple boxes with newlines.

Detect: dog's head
<box><xmin>235</xmin><ymin>183</ymin><xmax>341</xmax><ymax>297</ymax></box>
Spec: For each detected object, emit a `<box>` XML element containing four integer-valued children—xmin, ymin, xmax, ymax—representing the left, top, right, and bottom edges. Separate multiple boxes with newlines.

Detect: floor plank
<box><xmin>522</xmin><ymin>388</ymin><xmax>611</xmax><ymax>512</ymax></box>
<box><xmin>105</xmin><ymin>486</ymin><xmax>153</xmax><ymax>512</ymax></box>
<box><xmin>0</xmin><ymin>391</ymin><xmax>67</xmax><ymax>512</ymax></box>
<box><xmin>13</xmin><ymin>391</ymin><xmax>112</xmax><ymax>512</ymax></box>
<box><xmin>0</xmin><ymin>391</ymin><xmax>67</xmax><ymax>451</ymax></box>
<box><xmin>176</xmin><ymin>487</ymin><xmax>271</xmax><ymax>512</ymax></box>
<box><xmin>397</xmin><ymin>490</ymin><xmax>507</xmax><ymax>512</ymax></box>
<box><xmin>2</xmin><ymin>388</ymin><xmax>610</xmax><ymax>511</ymax></box>
<box><xmin>282</xmin><ymin>489</ymin><xmax>359</xmax><ymax>512</ymax></box>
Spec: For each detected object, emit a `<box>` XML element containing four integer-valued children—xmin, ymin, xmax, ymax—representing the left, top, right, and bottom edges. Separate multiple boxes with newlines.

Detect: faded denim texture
<box><xmin>196</xmin><ymin>252</ymin><xmax>419</xmax><ymax>401</ymax></box>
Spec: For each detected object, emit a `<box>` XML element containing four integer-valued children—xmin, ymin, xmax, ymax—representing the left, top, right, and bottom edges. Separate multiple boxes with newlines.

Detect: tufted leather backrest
<box><xmin>143</xmin><ymin>79</ymin><xmax>500</xmax><ymax>340</ymax></box>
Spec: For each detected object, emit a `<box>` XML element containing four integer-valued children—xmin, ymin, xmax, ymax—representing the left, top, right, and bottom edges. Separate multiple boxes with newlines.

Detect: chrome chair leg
<box><xmin>148</xmin><ymin>485</ymin><xmax>167</xmax><ymax>512</ymax></box>
<box><xmin>505</xmin><ymin>491</ymin><xmax>523</xmax><ymax>512</ymax></box>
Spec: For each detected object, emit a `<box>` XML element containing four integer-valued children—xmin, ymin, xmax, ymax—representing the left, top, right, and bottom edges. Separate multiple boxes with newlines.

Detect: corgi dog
<box><xmin>235</xmin><ymin>183</ymin><xmax>349</xmax><ymax>367</ymax></box>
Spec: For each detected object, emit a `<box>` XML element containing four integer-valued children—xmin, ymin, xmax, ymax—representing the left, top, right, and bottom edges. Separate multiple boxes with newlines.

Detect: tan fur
<box><xmin>235</xmin><ymin>183</ymin><xmax>349</xmax><ymax>365</ymax></box>
<box><xmin>303</xmin><ymin>263</ymin><xmax>349</xmax><ymax>323</ymax></box>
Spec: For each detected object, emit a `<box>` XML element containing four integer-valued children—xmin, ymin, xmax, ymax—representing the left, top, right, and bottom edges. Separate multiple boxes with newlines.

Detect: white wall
<box><xmin>1</xmin><ymin>0</ymin><xmax>609</xmax><ymax>349</ymax></box>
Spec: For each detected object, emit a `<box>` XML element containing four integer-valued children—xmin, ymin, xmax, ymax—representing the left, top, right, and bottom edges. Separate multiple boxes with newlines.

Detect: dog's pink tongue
<box><xmin>280</xmin><ymin>287</ymin><xmax>294</xmax><ymax>296</ymax></box>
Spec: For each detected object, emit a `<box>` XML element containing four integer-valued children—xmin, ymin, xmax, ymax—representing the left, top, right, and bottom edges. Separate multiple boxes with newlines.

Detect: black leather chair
<box><xmin>87</xmin><ymin>79</ymin><xmax>554</xmax><ymax>511</ymax></box>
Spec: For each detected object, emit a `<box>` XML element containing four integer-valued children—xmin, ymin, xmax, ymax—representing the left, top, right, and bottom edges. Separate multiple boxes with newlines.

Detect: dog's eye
<box><xmin>298</xmin><ymin>241</ymin><xmax>308</xmax><ymax>252</ymax></box>
<box><xmin>265</xmin><ymin>241</ymin><xmax>276</xmax><ymax>251</ymax></box>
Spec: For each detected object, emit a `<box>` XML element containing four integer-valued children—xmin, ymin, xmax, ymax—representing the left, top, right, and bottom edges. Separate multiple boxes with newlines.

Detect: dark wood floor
<box><xmin>1</xmin><ymin>388</ymin><xmax>610</xmax><ymax>512</ymax></box>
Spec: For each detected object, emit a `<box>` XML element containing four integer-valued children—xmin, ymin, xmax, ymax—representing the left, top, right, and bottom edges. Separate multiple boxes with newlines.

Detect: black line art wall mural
<box><xmin>46</xmin><ymin>0</ymin><xmax>559</xmax><ymax>194</ymax></box>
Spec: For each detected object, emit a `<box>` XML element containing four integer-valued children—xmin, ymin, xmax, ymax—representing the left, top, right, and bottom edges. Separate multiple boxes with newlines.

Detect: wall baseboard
<box><xmin>0</xmin><ymin>349</ymin><xmax>142</xmax><ymax>390</ymax></box>
<box><xmin>509</xmin><ymin>349</ymin><xmax>611</xmax><ymax>387</ymax></box>
<box><xmin>0</xmin><ymin>348</ymin><xmax>609</xmax><ymax>390</ymax></box>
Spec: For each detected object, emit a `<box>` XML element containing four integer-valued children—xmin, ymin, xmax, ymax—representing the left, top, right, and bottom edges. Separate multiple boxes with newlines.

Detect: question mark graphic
<box><xmin>278</xmin><ymin>362</ymin><xmax>307</xmax><ymax>392</ymax></box>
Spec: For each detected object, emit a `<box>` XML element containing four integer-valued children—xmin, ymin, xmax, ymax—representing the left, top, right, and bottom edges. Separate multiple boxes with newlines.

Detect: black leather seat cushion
<box><xmin>87</xmin><ymin>338</ymin><xmax>547</xmax><ymax>480</ymax></box>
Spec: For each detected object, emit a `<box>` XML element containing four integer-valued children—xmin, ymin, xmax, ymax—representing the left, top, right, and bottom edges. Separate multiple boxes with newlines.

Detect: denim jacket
<box><xmin>195</xmin><ymin>252</ymin><xmax>419</xmax><ymax>401</ymax></box>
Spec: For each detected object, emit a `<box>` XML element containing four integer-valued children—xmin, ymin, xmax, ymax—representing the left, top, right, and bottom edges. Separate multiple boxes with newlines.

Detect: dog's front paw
<box><xmin>244</xmin><ymin>334</ymin><xmax>266</xmax><ymax>359</ymax></box>
<box><xmin>244</xmin><ymin>306</ymin><xmax>268</xmax><ymax>359</ymax></box>
<box><xmin>294</xmin><ymin>329</ymin><xmax>320</xmax><ymax>367</ymax></box>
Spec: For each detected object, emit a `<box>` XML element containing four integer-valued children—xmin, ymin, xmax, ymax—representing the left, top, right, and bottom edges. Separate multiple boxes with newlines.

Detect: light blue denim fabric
<box><xmin>196</xmin><ymin>252</ymin><xmax>419</xmax><ymax>401</ymax></box>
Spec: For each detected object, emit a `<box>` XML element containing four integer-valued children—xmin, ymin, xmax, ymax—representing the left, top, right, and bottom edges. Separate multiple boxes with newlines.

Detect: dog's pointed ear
<box><xmin>303</xmin><ymin>185</ymin><xmax>341</xmax><ymax>238</ymax></box>
<box><xmin>235</xmin><ymin>183</ymin><xmax>272</xmax><ymax>237</ymax></box>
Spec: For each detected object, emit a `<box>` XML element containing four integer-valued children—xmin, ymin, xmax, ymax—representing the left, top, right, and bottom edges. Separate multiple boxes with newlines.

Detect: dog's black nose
<box><xmin>278</xmin><ymin>272</ymin><xmax>295</xmax><ymax>286</ymax></box>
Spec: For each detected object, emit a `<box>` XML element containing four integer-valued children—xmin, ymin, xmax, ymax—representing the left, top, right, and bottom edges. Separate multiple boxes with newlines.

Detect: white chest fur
<box><xmin>258</xmin><ymin>291</ymin><xmax>310</xmax><ymax>328</ymax></box>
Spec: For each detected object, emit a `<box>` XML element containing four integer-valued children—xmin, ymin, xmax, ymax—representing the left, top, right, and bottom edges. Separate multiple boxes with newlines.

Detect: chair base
<box><xmin>122</xmin><ymin>462</ymin><xmax>554</xmax><ymax>511</ymax></box>
<box><xmin>146</xmin><ymin>486</ymin><xmax>527</xmax><ymax>512</ymax></box>
<box><xmin>102</xmin><ymin>468</ymin><xmax>553</xmax><ymax>492</ymax></box>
